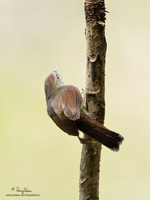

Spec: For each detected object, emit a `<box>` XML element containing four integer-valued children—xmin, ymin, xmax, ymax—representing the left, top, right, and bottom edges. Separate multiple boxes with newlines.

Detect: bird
<box><xmin>44</xmin><ymin>67</ymin><xmax>124</xmax><ymax>151</ymax></box>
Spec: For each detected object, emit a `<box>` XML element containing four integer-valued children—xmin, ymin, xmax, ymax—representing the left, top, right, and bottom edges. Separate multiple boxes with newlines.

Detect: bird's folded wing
<box><xmin>57</xmin><ymin>86</ymin><xmax>82</xmax><ymax>121</ymax></box>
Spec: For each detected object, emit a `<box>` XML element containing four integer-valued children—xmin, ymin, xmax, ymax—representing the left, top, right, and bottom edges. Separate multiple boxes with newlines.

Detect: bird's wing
<box><xmin>57</xmin><ymin>86</ymin><xmax>82</xmax><ymax>121</ymax></box>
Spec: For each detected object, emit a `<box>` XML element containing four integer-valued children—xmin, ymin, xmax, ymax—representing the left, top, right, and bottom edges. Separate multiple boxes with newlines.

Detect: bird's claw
<box><xmin>78</xmin><ymin>136</ymin><xmax>95</xmax><ymax>144</ymax></box>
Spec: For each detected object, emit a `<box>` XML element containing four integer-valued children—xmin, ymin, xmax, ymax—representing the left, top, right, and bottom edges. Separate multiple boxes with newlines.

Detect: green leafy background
<box><xmin>0</xmin><ymin>0</ymin><xmax>150</xmax><ymax>199</ymax></box>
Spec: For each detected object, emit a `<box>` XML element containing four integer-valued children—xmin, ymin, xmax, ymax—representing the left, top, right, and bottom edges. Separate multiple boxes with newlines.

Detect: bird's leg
<box><xmin>78</xmin><ymin>136</ymin><xmax>96</xmax><ymax>144</ymax></box>
<box><xmin>78</xmin><ymin>136</ymin><xmax>90</xmax><ymax>144</ymax></box>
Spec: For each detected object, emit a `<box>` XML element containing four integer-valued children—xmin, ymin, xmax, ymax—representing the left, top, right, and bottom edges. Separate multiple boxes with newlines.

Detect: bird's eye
<box><xmin>56</xmin><ymin>74</ymin><xmax>60</xmax><ymax>79</ymax></box>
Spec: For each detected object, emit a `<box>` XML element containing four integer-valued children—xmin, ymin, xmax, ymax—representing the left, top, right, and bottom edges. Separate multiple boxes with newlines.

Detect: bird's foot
<box><xmin>78</xmin><ymin>136</ymin><xmax>95</xmax><ymax>144</ymax></box>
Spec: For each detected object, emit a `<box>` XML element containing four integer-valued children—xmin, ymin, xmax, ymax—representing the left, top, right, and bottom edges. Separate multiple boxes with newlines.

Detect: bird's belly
<box><xmin>48</xmin><ymin>108</ymin><xmax>79</xmax><ymax>136</ymax></box>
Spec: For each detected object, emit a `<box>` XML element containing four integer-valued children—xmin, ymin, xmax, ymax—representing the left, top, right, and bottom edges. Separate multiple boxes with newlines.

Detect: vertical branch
<box><xmin>79</xmin><ymin>0</ymin><xmax>107</xmax><ymax>200</ymax></box>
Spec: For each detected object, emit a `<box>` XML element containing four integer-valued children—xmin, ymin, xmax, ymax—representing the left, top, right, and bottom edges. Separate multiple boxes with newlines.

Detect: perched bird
<box><xmin>44</xmin><ymin>67</ymin><xmax>124</xmax><ymax>151</ymax></box>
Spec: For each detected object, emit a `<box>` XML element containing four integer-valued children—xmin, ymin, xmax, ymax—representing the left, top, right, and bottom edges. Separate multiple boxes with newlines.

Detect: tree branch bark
<box><xmin>79</xmin><ymin>0</ymin><xmax>107</xmax><ymax>199</ymax></box>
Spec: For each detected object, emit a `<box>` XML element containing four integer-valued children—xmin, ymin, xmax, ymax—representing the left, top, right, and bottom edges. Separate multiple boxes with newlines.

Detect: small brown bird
<box><xmin>44</xmin><ymin>67</ymin><xmax>124</xmax><ymax>151</ymax></box>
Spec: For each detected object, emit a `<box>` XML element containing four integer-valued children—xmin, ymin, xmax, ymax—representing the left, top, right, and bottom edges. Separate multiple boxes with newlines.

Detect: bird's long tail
<box><xmin>77</xmin><ymin>112</ymin><xmax>124</xmax><ymax>151</ymax></box>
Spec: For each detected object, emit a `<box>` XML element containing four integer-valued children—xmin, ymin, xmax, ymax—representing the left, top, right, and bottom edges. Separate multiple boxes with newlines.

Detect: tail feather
<box><xmin>77</xmin><ymin>112</ymin><xmax>124</xmax><ymax>151</ymax></box>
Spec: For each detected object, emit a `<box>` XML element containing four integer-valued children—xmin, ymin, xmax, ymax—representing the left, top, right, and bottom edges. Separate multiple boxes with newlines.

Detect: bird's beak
<box><xmin>53</xmin><ymin>66</ymin><xmax>57</xmax><ymax>73</ymax></box>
